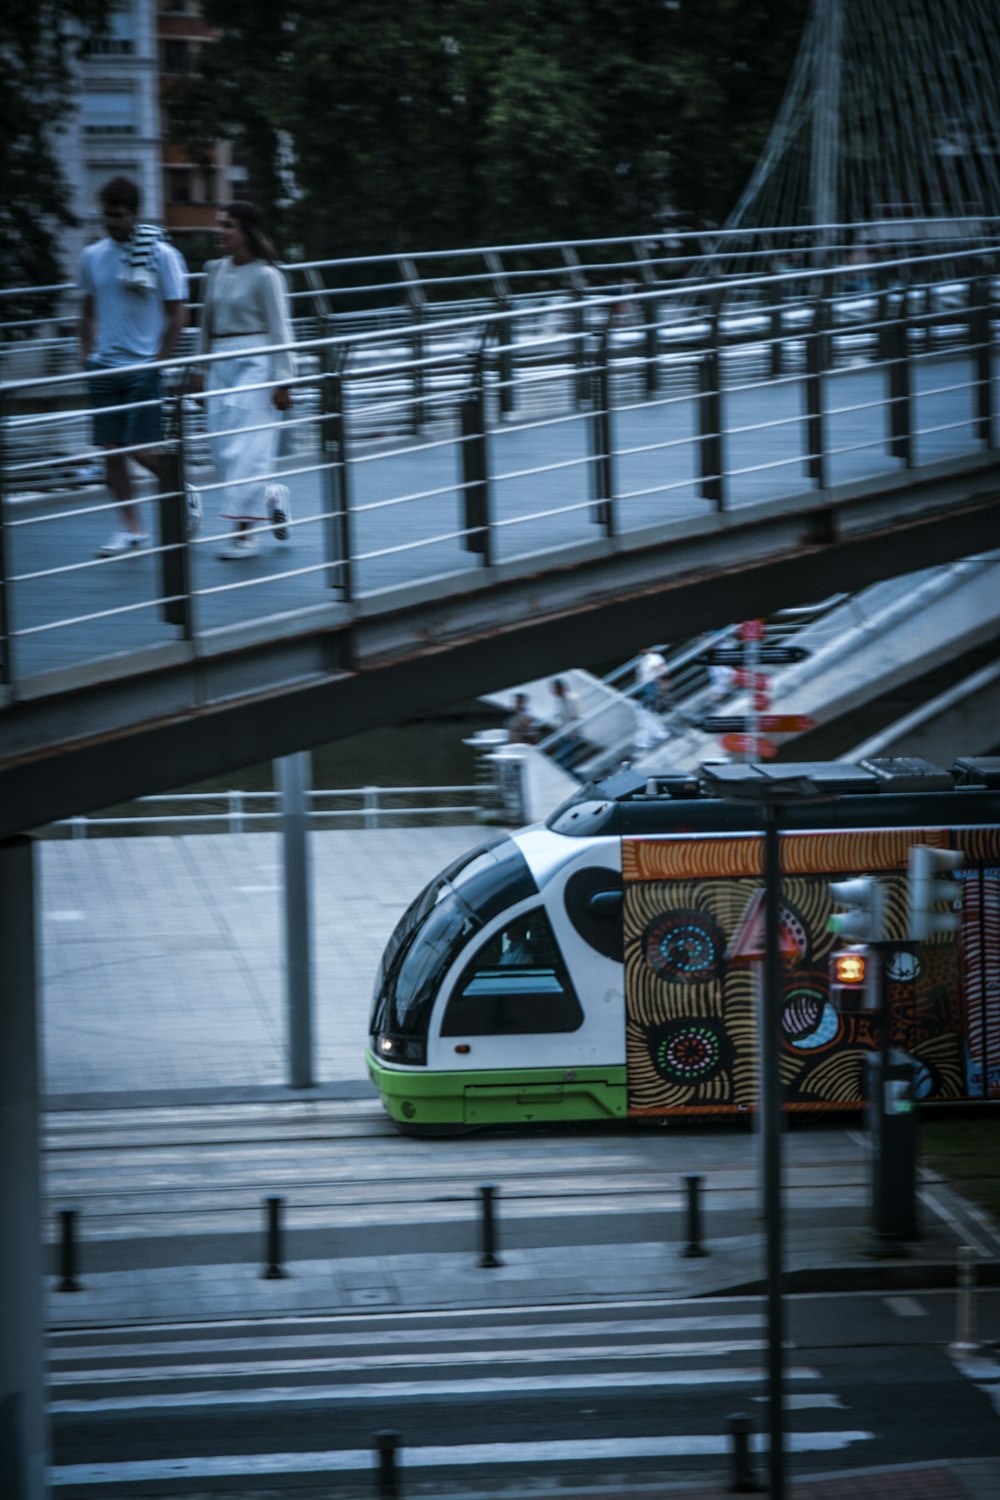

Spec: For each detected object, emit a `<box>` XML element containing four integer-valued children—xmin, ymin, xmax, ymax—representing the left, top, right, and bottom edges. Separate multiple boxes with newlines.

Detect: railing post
<box><xmin>951</xmin><ymin>1244</ymin><xmax>977</xmax><ymax>1352</ymax></box>
<box><xmin>682</xmin><ymin>1173</ymin><xmax>708</xmax><ymax>1258</ymax></box>
<box><xmin>374</xmin><ymin>1430</ymin><xmax>402</xmax><ymax>1499</ymax></box>
<box><xmin>485</xmin><ymin>251</ymin><xmax>516</xmax><ymax>418</ymax></box>
<box><xmin>460</xmin><ymin>356</ymin><xmax>492</xmax><ymax>564</ymax></box>
<box><xmin>588</xmin><ymin>326</ymin><xmax>616</xmax><ymax>535</ymax></box>
<box><xmin>363</xmin><ymin>786</ymin><xmax>379</xmax><ymax>829</ymax></box>
<box><xmin>228</xmin><ymin>789</ymin><xmax>244</xmax><ymax>834</ymax></box>
<box><xmin>320</xmin><ymin>345</ymin><xmax>353</xmax><ymax>602</ymax></box>
<box><xmin>698</xmin><ymin>299</ymin><xmax>725</xmax><ymax>510</ymax></box>
<box><xmin>158</xmin><ymin>389</ymin><xmax>194</xmax><ymax>635</ymax></box>
<box><xmin>728</xmin><ymin>1412</ymin><xmax>760</xmax><ymax>1492</ymax></box>
<box><xmin>631</xmin><ymin>238</ymin><xmax>661</xmax><ymax>396</ymax></box>
<box><xmin>971</xmin><ymin>276</ymin><xmax>994</xmax><ymax>449</ymax></box>
<box><xmin>70</xmin><ymin>816</ymin><xmax>88</xmax><ymax>840</ymax></box>
<box><xmin>0</xmin><ymin>387</ymin><xmax>17</xmax><ymax>688</ymax></box>
<box><xmin>262</xmin><ymin>1195</ymin><xmax>288</xmax><ymax>1279</ymax></box>
<box><xmin>479</xmin><ymin>1183</ymin><xmax>502</xmax><ymax>1267</ymax></box>
<box><xmin>399</xmin><ymin>256</ymin><xmax>427</xmax><ymax>435</ymax></box>
<box><xmin>560</xmin><ymin>246</ymin><xmax>590</xmax><ymax>411</ymax></box>
<box><xmin>769</xmin><ymin>302</ymin><xmax>784</xmax><ymax>380</ymax></box>
<box><xmin>57</xmin><ymin>1209</ymin><xmax>81</xmax><ymax>1292</ymax></box>
<box><xmin>805</xmin><ymin>296</ymin><xmax>828</xmax><ymax>490</ymax></box>
<box><xmin>888</xmin><ymin>291</ymin><xmax>913</xmax><ymax>466</ymax></box>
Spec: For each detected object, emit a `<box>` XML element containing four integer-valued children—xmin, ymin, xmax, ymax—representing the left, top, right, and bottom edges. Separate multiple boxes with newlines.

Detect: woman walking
<box><xmin>196</xmin><ymin>202</ymin><xmax>294</xmax><ymax>558</ymax></box>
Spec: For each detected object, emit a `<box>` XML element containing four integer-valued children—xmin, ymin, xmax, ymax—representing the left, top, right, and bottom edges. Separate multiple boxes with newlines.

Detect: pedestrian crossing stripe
<box><xmin>50</xmin><ymin>1428</ymin><xmax>877</xmax><ymax>1486</ymax></box>
<box><xmin>47</xmin><ymin>1310</ymin><xmax>766</xmax><ymax>1362</ymax></box>
<box><xmin>49</xmin><ymin>1364</ymin><xmax>824</xmax><ymax>1412</ymax></box>
<box><xmin>49</xmin><ymin>1337</ymin><xmax>775</xmax><ymax>1385</ymax></box>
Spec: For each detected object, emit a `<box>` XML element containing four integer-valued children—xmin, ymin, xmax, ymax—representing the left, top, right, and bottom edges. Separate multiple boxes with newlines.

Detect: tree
<box><xmin>174</xmin><ymin>0</ymin><xmax>808</xmax><ymax>263</ymax></box>
<box><xmin>0</xmin><ymin>2</ymin><xmax>109</xmax><ymax>333</ymax></box>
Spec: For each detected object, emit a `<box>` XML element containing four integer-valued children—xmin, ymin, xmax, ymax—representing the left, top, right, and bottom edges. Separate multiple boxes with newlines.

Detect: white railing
<box><xmin>48</xmin><ymin>784</ymin><xmax>491</xmax><ymax>838</ymax></box>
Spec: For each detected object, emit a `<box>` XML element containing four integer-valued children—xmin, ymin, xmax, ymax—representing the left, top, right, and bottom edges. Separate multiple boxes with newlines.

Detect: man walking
<box><xmin>79</xmin><ymin>177</ymin><xmax>188</xmax><ymax>556</ymax></box>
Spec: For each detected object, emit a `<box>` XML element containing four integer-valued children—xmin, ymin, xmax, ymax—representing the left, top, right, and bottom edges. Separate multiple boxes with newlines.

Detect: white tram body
<box><xmin>367</xmin><ymin>758</ymin><xmax>1000</xmax><ymax>1132</ymax></box>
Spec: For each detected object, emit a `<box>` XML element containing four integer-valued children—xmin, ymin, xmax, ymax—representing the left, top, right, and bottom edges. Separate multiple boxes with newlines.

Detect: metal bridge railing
<box><xmin>45</xmin><ymin>783</ymin><xmax>491</xmax><ymax>838</ymax></box>
<box><xmin>1</xmin><ymin>241</ymin><xmax>997</xmax><ymax>694</ymax></box>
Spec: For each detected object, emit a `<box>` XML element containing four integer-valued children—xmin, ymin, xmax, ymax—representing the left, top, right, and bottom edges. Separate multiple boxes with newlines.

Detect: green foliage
<box><xmin>0</xmin><ymin>1</ymin><xmax>109</xmax><ymax>331</ymax></box>
<box><xmin>175</xmin><ymin>0</ymin><xmax>808</xmax><ymax>263</ymax></box>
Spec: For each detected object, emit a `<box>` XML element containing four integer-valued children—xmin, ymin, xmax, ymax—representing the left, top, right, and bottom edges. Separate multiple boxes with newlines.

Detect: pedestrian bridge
<box><xmin>2</xmin><ymin>227</ymin><xmax>1000</xmax><ymax>835</ymax></box>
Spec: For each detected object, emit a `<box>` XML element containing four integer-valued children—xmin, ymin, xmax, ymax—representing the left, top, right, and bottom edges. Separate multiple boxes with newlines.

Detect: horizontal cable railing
<box><xmin>45</xmin><ymin>784</ymin><xmax>492</xmax><ymax>838</ymax></box>
<box><xmin>1</xmin><ymin>238</ymin><xmax>997</xmax><ymax>696</ymax></box>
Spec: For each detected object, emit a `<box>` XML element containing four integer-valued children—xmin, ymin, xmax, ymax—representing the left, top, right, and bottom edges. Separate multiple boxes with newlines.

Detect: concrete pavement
<box><xmin>39</xmin><ymin>826</ymin><xmax>482</xmax><ymax>1103</ymax></box>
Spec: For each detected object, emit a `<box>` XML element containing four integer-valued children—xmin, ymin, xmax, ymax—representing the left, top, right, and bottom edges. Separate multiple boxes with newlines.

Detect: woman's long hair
<box><xmin>222</xmin><ymin>201</ymin><xmax>278</xmax><ymax>264</ymax></box>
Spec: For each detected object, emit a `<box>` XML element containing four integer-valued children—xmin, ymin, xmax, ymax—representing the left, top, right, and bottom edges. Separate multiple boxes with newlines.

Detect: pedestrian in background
<box><xmin>79</xmin><ymin>176</ymin><xmax>188</xmax><ymax>556</ymax></box>
<box><xmin>550</xmin><ymin>677</ymin><xmax>585</xmax><ymax>770</ymax></box>
<box><xmin>506</xmin><ymin>692</ymin><xmax>539</xmax><ymax>745</ymax></box>
<box><xmin>194</xmin><ymin>202</ymin><xmax>294</xmax><ymax>560</ymax></box>
<box><xmin>635</xmin><ymin>645</ymin><xmax>669</xmax><ymax>712</ymax></box>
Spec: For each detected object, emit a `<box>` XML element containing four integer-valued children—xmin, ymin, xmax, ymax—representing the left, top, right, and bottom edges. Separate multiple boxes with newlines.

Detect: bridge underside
<box><xmin>2</xmin><ymin>456</ymin><xmax>999</xmax><ymax>838</ymax></box>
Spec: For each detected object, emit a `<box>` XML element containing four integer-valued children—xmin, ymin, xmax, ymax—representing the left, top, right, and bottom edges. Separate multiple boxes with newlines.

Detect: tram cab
<box><xmin>366</xmin><ymin>757</ymin><xmax>1000</xmax><ymax>1133</ymax></box>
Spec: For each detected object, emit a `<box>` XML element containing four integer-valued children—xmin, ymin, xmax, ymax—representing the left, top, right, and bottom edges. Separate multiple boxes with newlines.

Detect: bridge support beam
<box><xmin>0</xmin><ymin>837</ymin><xmax>48</xmax><ymax>1500</ymax></box>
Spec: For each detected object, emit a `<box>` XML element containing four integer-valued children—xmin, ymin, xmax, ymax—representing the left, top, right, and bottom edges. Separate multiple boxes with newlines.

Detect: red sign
<box><xmin>757</xmin><ymin>714</ymin><xmax>816</xmax><ymax>733</ymax></box>
<box><xmin>738</xmin><ymin>619</ymin><xmax>766</xmax><ymax>641</ymax></box>
<box><xmin>720</xmin><ymin>732</ymin><xmax>777</xmax><ymax>758</ymax></box>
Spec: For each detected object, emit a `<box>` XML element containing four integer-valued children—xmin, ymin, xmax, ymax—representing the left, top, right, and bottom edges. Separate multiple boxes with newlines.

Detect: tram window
<box><xmin>441</xmin><ymin>908</ymin><xmax>583</xmax><ymax>1036</ymax></box>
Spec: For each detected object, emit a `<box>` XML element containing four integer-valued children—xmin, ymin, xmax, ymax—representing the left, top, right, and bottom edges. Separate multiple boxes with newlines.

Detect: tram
<box><xmin>366</xmin><ymin>757</ymin><xmax>1000</xmax><ymax>1131</ymax></box>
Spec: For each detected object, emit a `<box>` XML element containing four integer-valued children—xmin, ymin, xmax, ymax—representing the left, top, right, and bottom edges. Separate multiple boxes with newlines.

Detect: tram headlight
<box><xmin>376</xmin><ymin>1033</ymin><xmax>426</xmax><ymax>1065</ymax></box>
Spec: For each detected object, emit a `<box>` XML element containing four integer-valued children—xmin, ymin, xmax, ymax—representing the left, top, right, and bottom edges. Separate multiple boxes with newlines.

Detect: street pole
<box><xmin>277</xmin><ymin>752</ymin><xmax>315</xmax><ymax>1089</ymax></box>
<box><xmin>761</xmin><ymin>800</ymin><xmax>786</xmax><ymax>1500</ymax></box>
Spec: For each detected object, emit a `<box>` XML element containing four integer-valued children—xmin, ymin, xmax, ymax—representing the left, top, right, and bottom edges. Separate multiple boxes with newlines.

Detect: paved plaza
<box><xmin>39</xmin><ymin>825</ymin><xmax>485</xmax><ymax>1103</ymax></box>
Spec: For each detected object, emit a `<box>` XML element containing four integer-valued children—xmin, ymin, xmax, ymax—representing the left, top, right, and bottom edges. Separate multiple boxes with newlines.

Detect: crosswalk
<box><xmin>49</xmin><ymin>1300</ymin><xmax>874</xmax><ymax>1493</ymax></box>
<box><xmin>950</xmin><ymin>1349</ymin><xmax>1000</xmax><ymax>1418</ymax></box>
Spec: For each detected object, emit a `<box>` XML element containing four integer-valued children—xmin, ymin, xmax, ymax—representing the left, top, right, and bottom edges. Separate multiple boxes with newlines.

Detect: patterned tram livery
<box><xmin>623</xmin><ymin>827</ymin><xmax>1000</xmax><ymax>1116</ymax></box>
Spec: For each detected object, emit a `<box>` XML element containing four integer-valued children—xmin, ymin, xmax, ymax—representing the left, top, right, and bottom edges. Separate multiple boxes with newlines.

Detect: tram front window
<box><xmin>441</xmin><ymin>907</ymin><xmax>583</xmax><ymax>1036</ymax></box>
<box><xmin>371</xmin><ymin>835</ymin><xmax>538</xmax><ymax>1063</ymax></box>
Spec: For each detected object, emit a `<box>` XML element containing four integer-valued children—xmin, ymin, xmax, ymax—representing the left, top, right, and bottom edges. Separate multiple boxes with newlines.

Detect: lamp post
<box><xmin>701</xmin><ymin>764</ymin><xmax>827</xmax><ymax>1500</ymax></box>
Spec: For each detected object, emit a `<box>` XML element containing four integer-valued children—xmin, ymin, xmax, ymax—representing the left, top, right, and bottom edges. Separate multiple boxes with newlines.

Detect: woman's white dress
<box><xmin>199</xmin><ymin>259</ymin><xmax>294</xmax><ymax>521</ymax></box>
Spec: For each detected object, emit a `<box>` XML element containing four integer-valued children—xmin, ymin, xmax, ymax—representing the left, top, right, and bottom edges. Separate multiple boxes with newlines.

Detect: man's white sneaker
<box><xmin>218</xmin><ymin>534</ymin><xmax>259</xmax><ymax>560</ymax></box>
<box><xmin>96</xmin><ymin>530</ymin><xmax>149</xmax><ymax>557</ymax></box>
<box><xmin>266</xmin><ymin>484</ymin><xmax>291</xmax><ymax>540</ymax></box>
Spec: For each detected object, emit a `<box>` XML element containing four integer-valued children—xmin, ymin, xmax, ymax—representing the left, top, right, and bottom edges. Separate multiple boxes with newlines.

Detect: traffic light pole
<box><xmin>761</xmin><ymin>801</ymin><xmax>786</xmax><ymax>1500</ymax></box>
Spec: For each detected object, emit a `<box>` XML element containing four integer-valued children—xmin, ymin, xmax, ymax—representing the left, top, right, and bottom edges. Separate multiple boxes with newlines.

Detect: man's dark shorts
<box><xmin>86</xmin><ymin>359</ymin><xmax>162</xmax><ymax>451</ymax></box>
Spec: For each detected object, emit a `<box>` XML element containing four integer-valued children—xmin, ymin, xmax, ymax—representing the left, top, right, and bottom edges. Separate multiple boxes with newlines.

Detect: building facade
<box><xmin>60</xmin><ymin>0</ymin><xmax>235</xmax><ymax>280</ymax></box>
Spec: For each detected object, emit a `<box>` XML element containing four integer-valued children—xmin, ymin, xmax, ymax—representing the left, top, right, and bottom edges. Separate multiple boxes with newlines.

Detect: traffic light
<box><xmin>827</xmin><ymin>876</ymin><xmax>884</xmax><ymax>943</ymax></box>
<box><xmin>907</xmin><ymin>845</ymin><xmax>964</xmax><ymax>941</ymax></box>
<box><xmin>829</xmin><ymin>944</ymin><xmax>873</xmax><ymax>1012</ymax></box>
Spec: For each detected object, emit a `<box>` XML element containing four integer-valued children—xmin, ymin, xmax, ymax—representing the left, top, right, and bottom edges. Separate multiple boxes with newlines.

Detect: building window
<box><xmin>167</xmin><ymin>168</ymin><xmax>193</xmax><ymax>203</ymax></box>
<box><xmin>81</xmin><ymin>87</ymin><xmax>136</xmax><ymax>136</ymax></box>
<box><xmin>83</xmin><ymin>36</ymin><xmax>135</xmax><ymax>55</ymax></box>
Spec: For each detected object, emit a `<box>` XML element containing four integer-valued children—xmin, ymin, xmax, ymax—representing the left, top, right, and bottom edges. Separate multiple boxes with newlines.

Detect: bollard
<box><xmin>727</xmin><ymin>1412</ymin><xmax>761</xmax><ymax>1492</ymax></box>
<box><xmin>950</xmin><ymin>1244</ymin><xmax>977</xmax><ymax>1351</ymax></box>
<box><xmin>479</xmin><ymin>1183</ymin><xmax>502</xmax><ymax>1268</ymax></box>
<box><xmin>57</xmin><ymin>1209</ymin><xmax>81</xmax><ymax>1292</ymax></box>
<box><xmin>374</xmin><ymin>1428</ymin><xmax>402</xmax><ymax>1499</ymax></box>
<box><xmin>682</xmin><ymin>1173</ymin><xmax>708</xmax><ymax>1258</ymax></box>
<box><xmin>262</xmin><ymin>1195</ymin><xmax>288</xmax><ymax>1280</ymax></box>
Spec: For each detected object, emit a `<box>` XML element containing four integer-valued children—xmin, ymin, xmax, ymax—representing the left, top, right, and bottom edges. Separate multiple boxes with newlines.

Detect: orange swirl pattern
<box><xmin>622</xmin><ymin>829</ymin><xmax>988</xmax><ymax>881</ymax></box>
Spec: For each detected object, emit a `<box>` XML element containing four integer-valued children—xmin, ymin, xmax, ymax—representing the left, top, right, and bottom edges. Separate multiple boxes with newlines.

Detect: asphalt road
<box><xmin>48</xmin><ymin>1289</ymin><xmax>1000</xmax><ymax>1497</ymax></box>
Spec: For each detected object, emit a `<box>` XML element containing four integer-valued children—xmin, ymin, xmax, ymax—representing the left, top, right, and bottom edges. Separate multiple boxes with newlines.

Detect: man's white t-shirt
<box><xmin>80</xmin><ymin>237</ymin><xmax>187</xmax><ymax>365</ymax></box>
